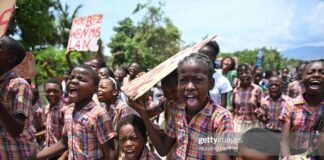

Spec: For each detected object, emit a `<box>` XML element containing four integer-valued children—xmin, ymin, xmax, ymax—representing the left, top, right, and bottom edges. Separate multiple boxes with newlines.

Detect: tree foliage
<box><xmin>54</xmin><ymin>0</ymin><xmax>83</xmax><ymax>48</ymax></box>
<box><xmin>108</xmin><ymin>2</ymin><xmax>181</xmax><ymax>69</ymax></box>
<box><xmin>220</xmin><ymin>48</ymin><xmax>301</xmax><ymax>71</ymax></box>
<box><xmin>6</xmin><ymin>0</ymin><xmax>85</xmax><ymax>83</ymax></box>
<box><xmin>7</xmin><ymin>0</ymin><xmax>58</xmax><ymax>50</ymax></box>
<box><xmin>33</xmin><ymin>47</ymin><xmax>81</xmax><ymax>83</ymax></box>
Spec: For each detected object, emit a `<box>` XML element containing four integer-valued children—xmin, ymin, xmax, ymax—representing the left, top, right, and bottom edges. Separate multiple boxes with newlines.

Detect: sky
<box><xmin>60</xmin><ymin>0</ymin><xmax>324</xmax><ymax>55</ymax></box>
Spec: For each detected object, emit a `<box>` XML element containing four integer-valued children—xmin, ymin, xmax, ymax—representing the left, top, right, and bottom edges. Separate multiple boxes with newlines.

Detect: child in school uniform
<box><xmin>34</xmin><ymin>78</ymin><xmax>69</xmax><ymax>149</ymax></box>
<box><xmin>130</xmin><ymin>53</ymin><xmax>234</xmax><ymax>159</ymax></box>
<box><xmin>31</xmin><ymin>88</ymin><xmax>45</xmax><ymax>134</ymax></box>
<box><xmin>0</xmin><ymin>36</ymin><xmax>37</xmax><ymax>159</ymax></box>
<box><xmin>34</xmin><ymin>78</ymin><xmax>70</xmax><ymax>160</ymax></box>
<box><xmin>232</xmin><ymin>64</ymin><xmax>263</xmax><ymax>133</ymax></box>
<box><xmin>287</xmin><ymin>61</ymin><xmax>308</xmax><ymax>98</ymax></box>
<box><xmin>117</xmin><ymin>114</ymin><xmax>161</xmax><ymax>160</ymax></box>
<box><xmin>97</xmin><ymin>77</ymin><xmax>138</xmax><ymax>131</ymax></box>
<box><xmin>281</xmin><ymin>60</ymin><xmax>324</xmax><ymax>159</ymax></box>
<box><xmin>36</xmin><ymin>65</ymin><xmax>116</xmax><ymax>160</ymax></box>
<box><xmin>255</xmin><ymin>76</ymin><xmax>289</xmax><ymax>133</ymax></box>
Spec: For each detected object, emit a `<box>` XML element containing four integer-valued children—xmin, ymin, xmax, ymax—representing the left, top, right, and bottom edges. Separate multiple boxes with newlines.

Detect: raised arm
<box><xmin>65</xmin><ymin>50</ymin><xmax>74</xmax><ymax>71</ymax></box>
<box><xmin>111</xmin><ymin>51</ymin><xmax>121</xmax><ymax>71</ymax></box>
<box><xmin>43</xmin><ymin>60</ymin><xmax>55</xmax><ymax>78</ymax></box>
<box><xmin>128</xmin><ymin>95</ymin><xmax>175</xmax><ymax>156</ymax></box>
<box><xmin>95</xmin><ymin>39</ymin><xmax>104</xmax><ymax>60</ymax></box>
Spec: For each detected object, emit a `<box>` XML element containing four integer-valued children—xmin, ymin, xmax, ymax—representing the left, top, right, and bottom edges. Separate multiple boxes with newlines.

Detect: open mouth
<box><xmin>48</xmin><ymin>97</ymin><xmax>58</xmax><ymax>103</ymax></box>
<box><xmin>185</xmin><ymin>95</ymin><xmax>198</xmax><ymax>106</ymax></box>
<box><xmin>309</xmin><ymin>80</ymin><xmax>322</xmax><ymax>89</ymax></box>
<box><xmin>97</xmin><ymin>92</ymin><xmax>104</xmax><ymax>100</ymax></box>
<box><xmin>125</xmin><ymin>149</ymin><xmax>135</xmax><ymax>154</ymax></box>
<box><xmin>68</xmin><ymin>86</ymin><xmax>78</xmax><ymax>99</ymax></box>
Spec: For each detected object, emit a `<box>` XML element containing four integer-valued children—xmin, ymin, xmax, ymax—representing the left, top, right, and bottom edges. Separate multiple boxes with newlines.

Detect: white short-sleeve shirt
<box><xmin>209</xmin><ymin>71</ymin><xmax>233</xmax><ymax>105</ymax></box>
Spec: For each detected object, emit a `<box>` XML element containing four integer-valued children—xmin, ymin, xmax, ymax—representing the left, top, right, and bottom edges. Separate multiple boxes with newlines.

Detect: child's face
<box><xmin>63</xmin><ymin>72</ymin><xmax>70</xmax><ymax>81</ymax></box>
<box><xmin>199</xmin><ymin>45</ymin><xmax>216</xmax><ymax>62</ymax></box>
<box><xmin>129</xmin><ymin>63</ymin><xmax>140</xmax><ymax>78</ymax></box>
<box><xmin>222</xmin><ymin>58</ymin><xmax>233</xmax><ymax>71</ymax></box>
<box><xmin>97</xmin><ymin>79</ymin><xmax>117</xmax><ymax>104</ymax></box>
<box><xmin>282</xmin><ymin>69</ymin><xmax>289</xmax><ymax>79</ymax></box>
<box><xmin>119</xmin><ymin>124</ymin><xmax>145</xmax><ymax>160</ymax></box>
<box><xmin>67</xmin><ymin>67</ymin><xmax>97</xmax><ymax>105</ymax></box>
<box><xmin>89</xmin><ymin>59</ymin><xmax>101</xmax><ymax>72</ymax></box>
<box><xmin>239</xmin><ymin>68</ymin><xmax>253</xmax><ymax>86</ymax></box>
<box><xmin>44</xmin><ymin>83</ymin><xmax>62</xmax><ymax>106</ymax></box>
<box><xmin>302</xmin><ymin>62</ymin><xmax>324</xmax><ymax>95</ymax></box>
<box><xmin>114</xmin><ymin>69</ymin><xmax>126</xmax><ymax>83</ymax></box>
<box><xmin>268</xmin><ymin>77</ymin><xmax>282</xmax><ymax>99</ymax></box>
<box><xmin>161</xmin><ymin>80</ymin><xmax>178</xmax><ymax>104</ymax></box>
<box><xmin>178</xmin><ymin>62</ymin><xmax>213</xmax><ymax>113</ymax></box>
<box><xmin>98</xmin><ymin>68</ymin><xmax>109</xmax><ymax>79</ymax></box>
<box><xmin>237</xmin><ymin>145</ymin><xmax>273</xmax><ymax>160</ymax></box>
<box><xmin>298</xmin><ymin>64</ymin><xmax>306</xmax><ymax>78</ymax></box>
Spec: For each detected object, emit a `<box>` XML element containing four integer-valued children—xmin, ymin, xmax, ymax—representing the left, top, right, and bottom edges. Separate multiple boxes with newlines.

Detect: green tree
<box><xmin>108</xmin><ymin>2</ymin><xmax>181</xmax><ymax>69</ymax></box>
<box><xmin>107</xmin><ymin>18</ymin><xmax>136</xmax><ymax>65</ymax></box>
<box><xmin>7</xmin><ymin>0</ymin><xmax>58</xmax><ymax>50</ymax></box>
<box><xmin>33</xmin><ymin>47</ymin><xmax>81</xmax><ymax>83</ymax></box>
<box><xmin>54</xmin><ymin>0</ymin><xmax>83</xmax><ymax>48</ymax></box>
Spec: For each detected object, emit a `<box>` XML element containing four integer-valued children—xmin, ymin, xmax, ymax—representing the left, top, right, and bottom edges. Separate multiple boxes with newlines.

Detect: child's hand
<box><xmin>128</xmin><ymin>93</ymin><xmax>147</xmax><ymax>116</ymax></box>
<box><xmin>254</xmin><ymin>108</ymin><xmax>266</xmax><ymax>122</ymax></box>
<box><xmin>254</xmin><ymin>108</ymin><xmax>263</xmax><ymax>115</ymax></box>
<box><xmin>65</xmin><ymin>49</ymin><xmax>74</xmax><ymax>55</ymax></box>
<box><xmin>43</xmin><ymin>60</ymin><xmax>49</xmax><ymax>67</ymax></box>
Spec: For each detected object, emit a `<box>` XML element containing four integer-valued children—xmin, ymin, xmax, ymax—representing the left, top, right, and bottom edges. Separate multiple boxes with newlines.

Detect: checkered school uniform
<box><xmin>166</xmin><ymin>100</ymin><xmax>234</xmax><ymax>159</ymax></box>
<box><xmin>232</xmin><ymin>83</ymin><xmax>263</xmax><ymax>123</ymax></box>
<box><xmin>261</xmin><ymin>95</ymin><xmax>289</xmax><ymax>131</ymax></box>
<box><xmin>32</xmin><ymin>104</ymin><xmax>45</xmax><ymax>132</ymax></box>
<box><xmin>0</xmin><ymin>71</ymin><xmax>36</xmax><ymax>159</ymax></box>
<box><xmin>279</xmin><ymin>95</ymin><xmax>324</xmax><ymax>150</ymax></box>
<box><xmin>138</xmin><ymin>146</ymin><xmax>161</xmax><ymax>160</ymax></box>
<box><xmin>62</xmin><ymin>101</ymin><xmax>114</xmax><ymax>159</ymax></box>
<box><xmin>106</xmin><ymin>99</ymin><xmax>138</xmax><ymax>131</ymax></box>
<box><xmin>44</xmin><ymin>100</ymin><xmax>69</xmax><ymax>147</ymax></box>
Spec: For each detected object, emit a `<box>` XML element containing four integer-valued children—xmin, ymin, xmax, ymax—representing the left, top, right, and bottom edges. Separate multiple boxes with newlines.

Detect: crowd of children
<box><xmin>0</xmin><ymin>35</ymin><xmax>323</xmax><ymax>160</ymax></box>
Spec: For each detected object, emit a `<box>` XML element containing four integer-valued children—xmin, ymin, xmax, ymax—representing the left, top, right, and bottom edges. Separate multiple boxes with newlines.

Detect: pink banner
<box><xmin>12</xmin><ymin>52</ymin><xmax>37</xmax><ymax>79</ymax></box>
<box><xmin>0</xmin><ymin>0</ymin><xmax>15</xmax><ymax>37</ymax></box>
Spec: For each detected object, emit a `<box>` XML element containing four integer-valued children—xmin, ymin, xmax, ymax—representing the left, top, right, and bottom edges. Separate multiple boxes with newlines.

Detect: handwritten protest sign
<box><xmin>67</xmin><ymin>14</ymin><xmax>103</xmax><ymax>52</ymax></box>
<box><xmin>122</xmin><ymin>35</ymin><xmax>217</xmax><ymax>99</ymax></box>
<box><xmin>0</xmin><ymin>0</ymin><xmax>15</xmax><ymax>37</ymax></box>
<box><xmin>12</xmin><ymin>52</ymin><xmax>37</xmax><ymax>79</ymax></box>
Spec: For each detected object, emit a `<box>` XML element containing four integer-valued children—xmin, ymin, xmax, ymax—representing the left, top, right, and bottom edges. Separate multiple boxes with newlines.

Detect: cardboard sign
<box><xmin>0</xmin><ymin>0</ymin><xmax>15</xmax><ymax>37</ymax></box>
<box><xmin>12</xmin><ymin>52</ymin><xmax>37</xmax><ymax>79</ymax></box>
<box><xmin>67</xmin><ymin>14</ymin><xmax>103</xmax><ymax>52</ymax></box>
<box><xmin>122</xmin><ymin>35</ymin><xmax>217</xmax><ymax>99</ymax></box>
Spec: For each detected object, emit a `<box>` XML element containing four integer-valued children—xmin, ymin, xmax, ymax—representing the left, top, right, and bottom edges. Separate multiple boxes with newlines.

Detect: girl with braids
<box><xmin>129</xmin><ymin>53</ymin><xmax>234</xmax><ymax>159</ymax></box>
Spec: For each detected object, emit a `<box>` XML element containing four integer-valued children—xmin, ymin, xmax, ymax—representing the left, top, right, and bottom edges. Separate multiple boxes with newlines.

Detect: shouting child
<box><xmin>36</xmin><ymin>65</ymin><xmax>116</xmax><ymax>160</ymax></box>
<box><xmin>281</xmin><ymin>60</ymin><xmax>324</xmax><ymax>158</ymax></box>
<box><xmin>129</xmin><ymin>53</ymin><xmax>234</xmax><ymax>159</ymax></box>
